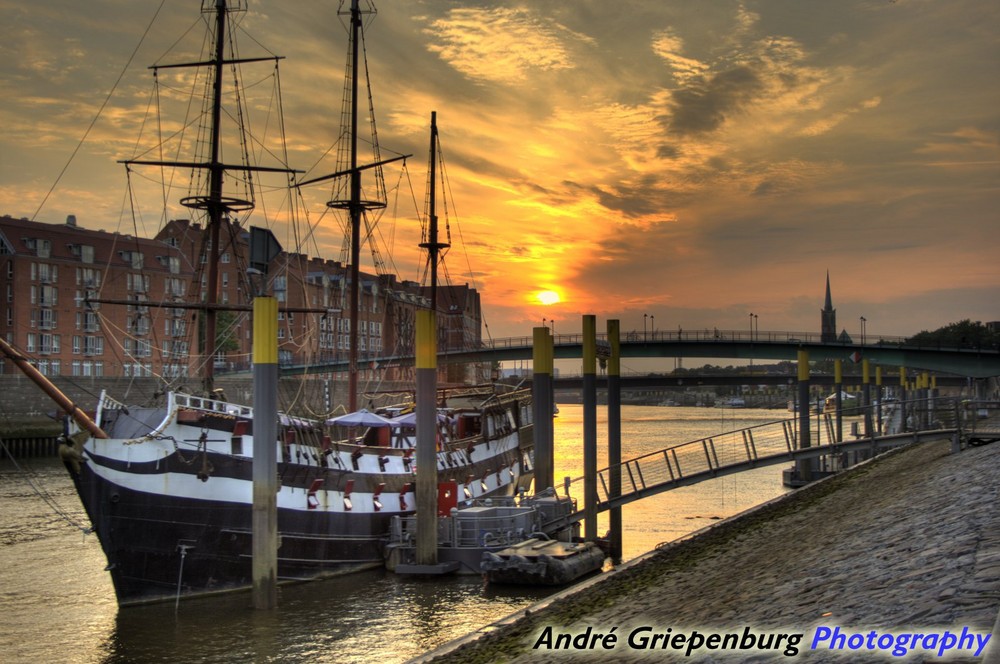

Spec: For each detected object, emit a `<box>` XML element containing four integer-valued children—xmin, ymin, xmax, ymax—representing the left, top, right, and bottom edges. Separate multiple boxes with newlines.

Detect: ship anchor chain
<box><xmin>172</xmin><ymin>430</ymin><xmax>217</xmax><ymax>482</ymax></box>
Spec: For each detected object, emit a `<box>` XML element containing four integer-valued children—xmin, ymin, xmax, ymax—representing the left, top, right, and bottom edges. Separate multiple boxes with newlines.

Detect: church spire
<box><xmin>824</xmin><ymin>270</ymin><xmax>833</xmax><ymax>310</ymax></box>
<box><xmin>821</xmin><ymin>271</ymin><xmax>837</xmax><ymax>342</ymax></box>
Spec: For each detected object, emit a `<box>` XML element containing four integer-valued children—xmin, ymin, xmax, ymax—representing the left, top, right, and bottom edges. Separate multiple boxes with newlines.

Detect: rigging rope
<box><xmin>0</xmin><ymin>439</ymin><xmax>92</xmax><ymax>536</ymax></box>
<box><xmin>31</xmin><ymin>0</ymin><xmax>168</xmax><ymax>222</ymax></box>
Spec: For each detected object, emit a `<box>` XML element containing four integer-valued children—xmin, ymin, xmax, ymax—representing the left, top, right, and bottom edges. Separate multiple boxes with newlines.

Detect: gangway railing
<box><xmin>546</xmin><ymin>397</ymin><xmax>996</xmax><ymax>529</ymax></box>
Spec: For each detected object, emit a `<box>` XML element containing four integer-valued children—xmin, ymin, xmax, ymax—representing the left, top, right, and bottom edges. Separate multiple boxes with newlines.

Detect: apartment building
<box><xmin>1</xmin><ymin>215</ymin><xmax>483</xmax><ymax>383</ymax></box>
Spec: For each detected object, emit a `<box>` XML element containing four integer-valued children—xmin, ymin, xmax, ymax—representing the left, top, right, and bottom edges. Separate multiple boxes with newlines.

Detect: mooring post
<box><xmin>415</xmin><ymin>309</ymin><xmax>438</xmax><ymax>565</ymax></box>
<box><xmin>252</xmin><ymin>295</ymin><xmax>279</xmax><ymax>610</ymax></box>
<box><xmin>899</xmin><ymin>366</ymin><xmax>908</xmax><ymax>430</ymax></box>
<box><xmin>927</xmin><ymin>374</ymin><xmax>940</xmax><ymax>425</ymax></box>
<box><xmin>582</xmin><ymin>314</ymin><xmax>598</xmax><ymax>541</ymax></box>
<box><xmin>532</xmin><ymin>326</ymin><xmax>554</xmax><ymax>494</ymax></box>
<box><xmin>607</xmin><ymin>319</ymin><xmax>622</xmax><ymax>561</ymax></box>
<box><xmin>876</xmin><ymin>365</ymin><xmax>884</xmax><ymax>434</ymax></box>
<box><xmin>924</xmin><ymin>373</ymin><xmax>934</xmax><ymax>429</ymax></box>
<box><xmin>862</xmin><ymin>358</ymin><xmax>872</xmax><ymax>438</ymax></box>
<box><xmin>834</xmin><ymin>358</ymin><xmax>843</xmax><ymax>443</ymax></box>
<box><xmin>796</xmin><ymin>349</ymin><xmax>811</xmax><ymax>482</ymax></box>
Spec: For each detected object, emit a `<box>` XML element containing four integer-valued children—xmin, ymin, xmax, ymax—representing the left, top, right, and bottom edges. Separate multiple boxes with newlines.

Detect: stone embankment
<box><xmin>417</xmin><ymin>438</ymin><xmax>1000</xmax><ymax>663</ymax></box>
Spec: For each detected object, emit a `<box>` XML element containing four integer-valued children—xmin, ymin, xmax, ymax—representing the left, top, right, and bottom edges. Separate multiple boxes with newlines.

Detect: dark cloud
<box><xmin>663</xmin><ymin>66</ymin><xmax>764</xmax><ymax>136</ymax></box>
<box><xmin>588</xmin><ymin>176</ymin><xmax>667</xmax><ymax>219</ymax></box>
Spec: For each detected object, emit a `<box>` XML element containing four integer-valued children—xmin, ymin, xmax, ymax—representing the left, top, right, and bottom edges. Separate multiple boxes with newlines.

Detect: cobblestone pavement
<box><xmin>417</xmin><ymin>438</ymin><xmax>1000</xmax><ymax>663</ymax></box>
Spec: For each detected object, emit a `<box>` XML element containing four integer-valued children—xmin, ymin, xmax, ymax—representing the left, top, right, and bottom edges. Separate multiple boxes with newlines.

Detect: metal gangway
<box><xmin>545</xmin><ymin>398</ymin><xmax>999</xmax><ymax>529</ymax></box>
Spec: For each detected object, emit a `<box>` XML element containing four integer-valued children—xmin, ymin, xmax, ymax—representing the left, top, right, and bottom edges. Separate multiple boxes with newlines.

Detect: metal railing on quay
<box><xmin>557</xmin><ymin>397</ymin><xmax>997</xmax><ymax>511</ymax></box>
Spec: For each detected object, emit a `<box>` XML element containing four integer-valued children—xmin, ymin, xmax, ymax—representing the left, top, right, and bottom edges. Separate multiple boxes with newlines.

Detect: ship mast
<box><xmin>346</xmin><ymin>0</ymin><xmax>364</xmax><ymax>413</ymax></box>
<box><xmin>120</xmin><ymin>0</ymin><xmax>296</xmax><ymax>394</ymax></box>
<box><xmin>300</xmin><ymin>0</ymin><xmax>404</xmax><ymax>412</ymax></box>
<box><xmin>420</xmin><ymin>111</ymin><xmax>450</xmax><ymax>313</ymax></box>
<box><xmin>202</xmin><ymin>0</ymin><xmax>228</xmax><ymax>393</ymax></box>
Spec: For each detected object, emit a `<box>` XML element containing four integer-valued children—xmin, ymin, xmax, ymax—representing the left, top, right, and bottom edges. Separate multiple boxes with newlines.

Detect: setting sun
<box><xmin>536</xmin><ymin>290</ymin><xmax>561</xmax><ymax>306</ymax></box>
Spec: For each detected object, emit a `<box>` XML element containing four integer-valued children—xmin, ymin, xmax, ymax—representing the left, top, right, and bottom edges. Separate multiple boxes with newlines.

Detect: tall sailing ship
<box><xmin>1</xmin><ymin>0</ymin><xmax>534</xmax><ymax>606</ymax></box>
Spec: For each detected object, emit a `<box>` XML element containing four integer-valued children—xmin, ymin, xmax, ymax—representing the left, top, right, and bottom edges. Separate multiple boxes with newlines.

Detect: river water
<box><xmin>0</xmin><ymin>405</ymin><xmax>797</xmax><ymax>663</ymax></box>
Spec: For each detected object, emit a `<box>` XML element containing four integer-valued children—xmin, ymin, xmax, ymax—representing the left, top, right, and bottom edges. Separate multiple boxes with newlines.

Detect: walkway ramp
<box><xmin>545</xmin><ymin>398</ymin><xmax>996</xmax><ymax>529</ymax></box>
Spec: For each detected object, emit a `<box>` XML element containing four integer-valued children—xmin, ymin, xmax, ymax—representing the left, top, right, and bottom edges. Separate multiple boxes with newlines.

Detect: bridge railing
<box><xmin>559</xmin><ymin>397</ymin><xmax>991</xmax><ymax>508</ymax></box>
<box><xmin>480</xmin><ymin>329</ymin><xmax>996</xmax><ymax>352</ymax></box>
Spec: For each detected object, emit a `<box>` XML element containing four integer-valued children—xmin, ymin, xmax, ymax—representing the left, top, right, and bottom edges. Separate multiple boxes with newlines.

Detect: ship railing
<box><xmin>172</xmin><ymin>392</ymin><xmax>253</xmax><ymax>417</ymax></box>
<box><xmin>389</xmin><ymin>498</ymin><xmax>536</xmax><ymax>549</ymax></box>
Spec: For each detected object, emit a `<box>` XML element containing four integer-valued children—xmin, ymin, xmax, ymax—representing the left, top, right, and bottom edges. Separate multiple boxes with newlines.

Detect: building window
<box><xmin>274</xmin><ymin>276</ymin><xmax>287</xmax><ymax>303</ymax></box>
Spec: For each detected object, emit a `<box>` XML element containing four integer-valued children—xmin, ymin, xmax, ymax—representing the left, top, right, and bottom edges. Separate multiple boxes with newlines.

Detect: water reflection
<box><xmin>3</xmin><ymin>406</ymin><xmax>799</xmax><ymax>663</ymax></box>
<box><xmin>101</xmin><ymin>569</ymin><xmax>555</xmax><ymax>663</ymax></box>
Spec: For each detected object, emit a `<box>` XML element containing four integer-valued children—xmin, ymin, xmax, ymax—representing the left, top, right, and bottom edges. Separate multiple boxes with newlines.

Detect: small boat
<box><xmin>824</xmin><ymin>391</ymin><xmax>861</xmax><ymax>415</ymax></box>
<box><xmin>481</xmin><ymin>538</ymin><xmax>606</xmax><ymax>586</ymax></box>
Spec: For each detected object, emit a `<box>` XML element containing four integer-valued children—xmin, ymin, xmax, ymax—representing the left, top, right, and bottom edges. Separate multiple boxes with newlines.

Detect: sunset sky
<box><xmin>1</xmin><ymin>0</ymin><xmax>997</xmax><ymax>343</ymax></box>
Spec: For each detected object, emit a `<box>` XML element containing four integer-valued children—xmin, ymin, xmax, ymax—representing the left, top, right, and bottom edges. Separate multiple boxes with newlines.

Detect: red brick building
<box><xmin>1</xmin><ymin>215</ymin><xmax>484</xmax><ymax>384</ymax></box>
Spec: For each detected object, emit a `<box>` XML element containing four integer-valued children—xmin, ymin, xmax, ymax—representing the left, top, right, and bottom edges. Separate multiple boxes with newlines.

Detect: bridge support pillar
<box><xmin>532</xmin><ymin>327</ymin><xmax>554</xmax><ymax>493</ymax></box>
<box><xmin>582</xmin><ymin>315</ymin><xmax>598</xmax><ymax>542</ymax></box>
<box><xmin>796</xmin><ymin>349</ymin><xmax>811</xmax><ymax>482</ymax></box>
<box><xmin>607</xmin><ymin>319</ymin><xmax>622</xmax><ymax>561</ymax></box>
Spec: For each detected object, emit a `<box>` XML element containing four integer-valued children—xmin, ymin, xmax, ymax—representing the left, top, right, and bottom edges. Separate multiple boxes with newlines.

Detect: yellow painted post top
<box><xmin>900</xmin><ymin>366</ymin><xmax>907</xmax><ymax>386</ymax></box>
<box><xmin>834</xmin><ymin>358</ymin><xmax>843</xmax><ymax>383</ymax></box>
<box><xmin>583</xmin><ymin>315</ymin><xmax>596</xmax><ymax>375</ymax></box>
<box><xmin>876</xmin><ymin>366</ymin><xmax>883</xmax><ymax>385</ymax></box>
<box><xmin>862</xmin><ymin>358</ymin><xmax>871</xmax><ymax>384</ymax></box>
<box><xmin>253</xmin><ymin>297</ymin><xmax>278</xmax><ymax>364</ymax></box>
<box><xmin>607</xmin><ymin>320</ymin><xmax>620</xmax><ymax>377</ymax></box>
<box><xmin>416</xmin><ymin>309</ymin><xmax>437</xmax><ymax>369</ymax></box>
<box><xmin>797</xmin><ymin>349</ymin><xmax>810</xmax><ymax>381</ymax></box>
<box><xmin>931</xmin><ymin>374</ymin><xmax>937</xmax><ymax>389</ymax></box>
<box><xmin>532</xmin><ymin>327</ymin><xmax>553</xmax><ymax>374</ymax></box>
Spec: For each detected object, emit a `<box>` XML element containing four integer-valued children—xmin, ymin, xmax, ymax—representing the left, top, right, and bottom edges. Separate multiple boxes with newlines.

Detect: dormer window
<box><xmin>119</xmin><ymin>250</ymin><xmax>143</xmax><ymax>269</ymax></box>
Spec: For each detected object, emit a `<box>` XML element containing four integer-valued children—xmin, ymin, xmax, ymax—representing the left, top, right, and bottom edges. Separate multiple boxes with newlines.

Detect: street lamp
<box><xmin>651</xmin><ymin>315</ymin><xmax>655</xmax><ymax>339</ymax></box>
<box><xmin>644</xmin><ymin>313</ymin><xmax>648</xmax><ymax>341</ymax></box>
<box><xmin>860</xmin><ymin>316</ymin><xmax>867</xmax><ymax>345</ymax></box>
